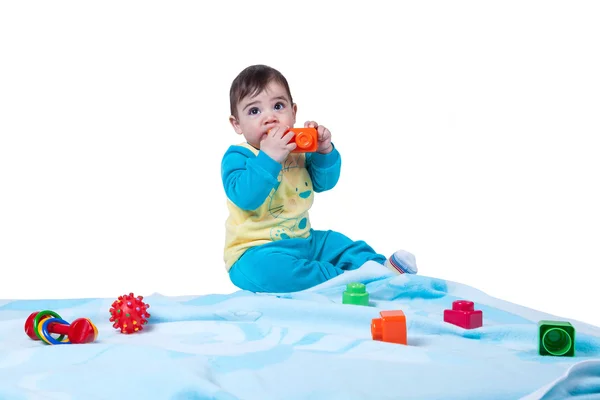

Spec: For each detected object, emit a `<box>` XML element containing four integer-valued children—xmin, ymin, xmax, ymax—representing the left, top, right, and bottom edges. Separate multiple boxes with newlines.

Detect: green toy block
<box><xmin>538</xmin><ymin>320</ymin><xmax>575</xmax><ymax>357</ymax></box>
<box><xmin>342</xmin><ymin>282</ymin><xmax>369</xmax><ymax>306</ymax></box>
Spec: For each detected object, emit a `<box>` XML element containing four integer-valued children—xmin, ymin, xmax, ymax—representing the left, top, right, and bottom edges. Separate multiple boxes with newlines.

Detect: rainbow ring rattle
<box><xmin>25</xmin><ymin>310</ymin><xmax>98</xmax><ymax>345</ymax></box>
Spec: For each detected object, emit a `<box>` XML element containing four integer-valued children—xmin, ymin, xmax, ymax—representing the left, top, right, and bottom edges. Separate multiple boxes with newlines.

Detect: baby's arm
<box><xmin>221</xmin><ymin>145</ymin><xmax>282</xmax><ymax>210</ymax></box>
<box><xmin>306</xmin><ymin>143</ymin><xmax>341</xmax><ymax>193</ymax></box>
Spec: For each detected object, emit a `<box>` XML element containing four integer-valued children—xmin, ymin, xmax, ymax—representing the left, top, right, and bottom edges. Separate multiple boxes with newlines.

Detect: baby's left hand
<box><xmin>304</xmin><ymin>121</ymin><xmax>333</xmax><ymax>154</ymax></box>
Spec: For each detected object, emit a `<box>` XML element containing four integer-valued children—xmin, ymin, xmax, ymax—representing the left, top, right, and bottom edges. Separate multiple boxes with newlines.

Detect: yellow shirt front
<box><xmin>222</xmin><ymin>143</ymin><xmax>315</xmax><ymax>271</ymax></box>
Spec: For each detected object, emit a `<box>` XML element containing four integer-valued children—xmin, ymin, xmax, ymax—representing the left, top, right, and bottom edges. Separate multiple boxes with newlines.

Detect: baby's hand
<box><xmin>260</xmin><ymin>126</ymin><xmax>297</xmax><ymax>163</ymax></box>
<box><xmin>304</xmin><ymin>121</ymin><xmax>333</xmax><ymax>154</ymax></box>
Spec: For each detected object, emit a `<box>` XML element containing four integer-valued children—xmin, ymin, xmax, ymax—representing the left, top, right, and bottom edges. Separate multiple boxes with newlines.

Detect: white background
<box><xmin>1</xmin><ymin>1</ymin><xmax>598</xmax><ymax>328</ymax></box>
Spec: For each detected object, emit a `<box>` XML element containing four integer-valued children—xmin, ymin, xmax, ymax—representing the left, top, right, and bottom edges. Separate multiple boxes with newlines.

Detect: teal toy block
<box><xmin>538</xmin><ymin>320</ymin><xmax>575</xmax><ymax>357</ymax></box>
<box><xmin>342</xmin><ymin>282</ymin><xmax>369</xmax><ymax>306</ymax></box>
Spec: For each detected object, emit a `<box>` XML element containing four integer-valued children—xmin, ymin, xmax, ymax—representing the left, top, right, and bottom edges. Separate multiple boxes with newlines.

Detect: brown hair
<box><xmin>229</xmin><ymin>65</ymin><xmax>294</xmax><ymax>118</ymax></box>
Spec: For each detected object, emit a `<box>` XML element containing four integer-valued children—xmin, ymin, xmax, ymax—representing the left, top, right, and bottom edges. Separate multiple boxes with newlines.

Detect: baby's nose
<box><xmin>265</xmin><ymin>115</ymin><xmax>278</xmax><ymax>124</ymax></box>
<box><xmin>263</xmin><ymin>111</ymin><xmax>278</xmax><ymax>123</ymax></box>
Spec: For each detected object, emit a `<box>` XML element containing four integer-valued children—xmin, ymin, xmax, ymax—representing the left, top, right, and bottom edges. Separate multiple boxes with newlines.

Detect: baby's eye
<box><xmin>248</xmin><ymin>107</ymin><xmax>260</xmax><ymax>115</ymax></box>
<box><xmin>274</xmin><ymin>102</ymin><xmax>285</xmax><ymax>110</ymax></box>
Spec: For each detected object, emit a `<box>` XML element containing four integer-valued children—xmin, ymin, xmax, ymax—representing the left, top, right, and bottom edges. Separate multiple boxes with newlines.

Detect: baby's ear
<box><xmin>292</xmin><ymin>103</ymin><xmax>297</xmax><ymax>123</ymax></box>
<box><xmin>229</xmin><ymin>115</ymin><xmax>243</xmax><ymax>135</ymax></box>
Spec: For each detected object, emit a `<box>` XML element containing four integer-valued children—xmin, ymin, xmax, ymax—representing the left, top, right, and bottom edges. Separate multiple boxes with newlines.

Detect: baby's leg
<box><xmin>310</xmin><ymin>230</ymin><xmax>418</xmax><ymax>274</ymax></box>
<box><xmin>310</xmin><ymin>229</ymin><xmax>387</xmax><ymax>269</ymax></box>
<box><xmin>229</xmin><ymin>238</ymin><xmax>347</xmax><ymax>293</ymax></box>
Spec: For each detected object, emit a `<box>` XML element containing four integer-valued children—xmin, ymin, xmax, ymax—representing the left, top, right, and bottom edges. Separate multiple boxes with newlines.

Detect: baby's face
<box><xmin>230</xmin><ymin>81</ymin><xmax>297</xmax><ymax>149</ymax></box>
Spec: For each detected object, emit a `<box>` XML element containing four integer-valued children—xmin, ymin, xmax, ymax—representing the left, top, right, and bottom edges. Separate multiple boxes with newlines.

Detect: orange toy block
<box><xmin>289</xmin><ymin>127</ymin><xmax>318</xmax><ymax>153</ymax></box>
<box><xmin>371</xmin><ymin>310</ymin><xmax>407</xmax><ymax>345</ymax></box>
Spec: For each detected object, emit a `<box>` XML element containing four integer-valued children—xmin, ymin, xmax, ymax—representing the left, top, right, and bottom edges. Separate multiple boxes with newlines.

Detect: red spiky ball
<box><xmin>109</xmin><ymin>293</ymin><xmax>151</xmax><ymax>334</ymax></box>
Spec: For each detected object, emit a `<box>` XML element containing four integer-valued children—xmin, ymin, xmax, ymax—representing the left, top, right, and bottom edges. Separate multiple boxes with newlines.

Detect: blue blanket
<box><xmin>1</xmin><ymin>261</ymin><xmax>599</xmax><ymax>399</ymax></box>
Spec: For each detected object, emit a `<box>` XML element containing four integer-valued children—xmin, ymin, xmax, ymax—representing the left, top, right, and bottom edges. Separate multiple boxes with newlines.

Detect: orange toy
<box><xmin>289</xmin><ymin>127</ymin><xmax>318</xmax><ymax>153</ymax></box>
<box><xmin>371</xmin><ymin>310</ymin><xmax>407</xmax><ymax>345</ymax></box>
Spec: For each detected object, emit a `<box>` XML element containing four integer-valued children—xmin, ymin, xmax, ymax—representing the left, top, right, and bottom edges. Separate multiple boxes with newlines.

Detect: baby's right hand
<box><xmin>260</xmin><ymin>126</ymin><xmax>297</xmax><ymax>163</ymax></box>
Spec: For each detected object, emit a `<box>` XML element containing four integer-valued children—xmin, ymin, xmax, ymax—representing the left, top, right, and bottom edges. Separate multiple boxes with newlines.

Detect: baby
<box><xmin>221</xmin><ymin>64</ymin><xmax>417</xmax><ymax>293</ymax></box>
